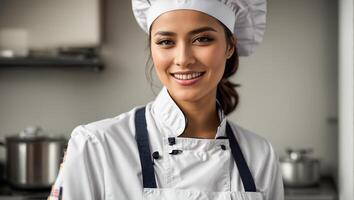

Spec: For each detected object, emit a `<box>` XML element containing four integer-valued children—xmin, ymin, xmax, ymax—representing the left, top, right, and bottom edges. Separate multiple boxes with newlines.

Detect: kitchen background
<box><xmin>0</xmin><ymin>0</ymin><xmax>352</xmax><ymax>199</ymax></box>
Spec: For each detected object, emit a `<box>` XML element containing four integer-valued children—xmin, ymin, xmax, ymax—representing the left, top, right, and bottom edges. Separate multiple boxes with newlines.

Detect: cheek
<box><xmin>151</xmin><ymin>47</ymin><xmax>172</xmax><ymax>74</ymax></box>
<box><xmin>196</xmin><ymin>45</ymin><xmax>227</xmax><ymax>76</ymax></box>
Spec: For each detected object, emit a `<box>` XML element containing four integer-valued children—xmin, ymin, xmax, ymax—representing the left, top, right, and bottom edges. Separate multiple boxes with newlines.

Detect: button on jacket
<box><xmin>48</xmin><ymin>87</ymin><xmax>284</xmax><ymax>200</ymax></box>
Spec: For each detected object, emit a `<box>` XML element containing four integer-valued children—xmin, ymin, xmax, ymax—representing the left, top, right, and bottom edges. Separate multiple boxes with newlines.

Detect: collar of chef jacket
<box><xmin>151</xmin><ymin>87</ymin><xmax>227</xmax><ymax>138</ymax></box>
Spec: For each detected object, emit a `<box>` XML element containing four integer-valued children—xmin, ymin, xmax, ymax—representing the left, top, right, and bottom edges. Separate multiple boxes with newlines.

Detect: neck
<box><xmin>176</xmin><ymin>93</ymin><xmax>220</xmax><ymax>139</ymax></box>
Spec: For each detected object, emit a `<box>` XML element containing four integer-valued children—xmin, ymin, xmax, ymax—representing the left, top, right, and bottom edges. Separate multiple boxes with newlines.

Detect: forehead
<box><xmin>150</xmin><ymin>9</ymin><xmax>223</xmax><ymax>34</ymax></box>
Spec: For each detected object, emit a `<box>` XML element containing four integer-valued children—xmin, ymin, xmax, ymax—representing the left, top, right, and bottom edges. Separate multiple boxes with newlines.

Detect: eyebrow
<box><xmin>153</xmin><ymin>26</ymin><xmax>217</xmax><ymax>37</ymax></box>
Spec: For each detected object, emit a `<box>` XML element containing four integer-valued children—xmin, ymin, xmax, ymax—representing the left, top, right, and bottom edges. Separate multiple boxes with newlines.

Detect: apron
<box><xmin>135</xmin><ymin>107</ymin><xmax>263</xmax><ymax>200</ymax></box>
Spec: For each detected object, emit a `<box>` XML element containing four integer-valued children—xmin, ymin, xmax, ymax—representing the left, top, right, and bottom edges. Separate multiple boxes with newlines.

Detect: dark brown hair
<box><xmin>146</xmin><ymin>23</ymin><xmax>240</xmax><ymax>115</ymax></box>
<box><xmin>217</xmin><ymin>24</ymin><xmax>240</xmax><ymax>115</ymax></box>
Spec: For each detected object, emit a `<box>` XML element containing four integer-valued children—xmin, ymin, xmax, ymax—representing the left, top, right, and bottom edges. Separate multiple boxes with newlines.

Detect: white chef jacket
<box><xmin>48</xmin><ymin>87</ymin><xmax>284</xmax><ymax>200</ymax></box>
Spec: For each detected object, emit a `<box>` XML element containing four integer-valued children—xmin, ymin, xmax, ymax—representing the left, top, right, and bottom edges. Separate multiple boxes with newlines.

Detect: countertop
<box><xmin>0</xmin><ymin>182</ymin><xmax>49</xmax><ymax>200</ymax></box>
<box><xmin>285</xmin><ymin>177</ymin><xmax>337</xmax><ymax>200</ymax></box>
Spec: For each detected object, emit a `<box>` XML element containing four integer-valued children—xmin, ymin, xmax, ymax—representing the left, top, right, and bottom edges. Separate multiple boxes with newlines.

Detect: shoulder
<box><xmin>228</xmin><ymin>121</ymin><xmax>284</xmax><ymax>198</ymax></box>
<box><xmin>71</xmin><ymin>104</ymin><xmax>151</xmax><ymax>142</ymax></box>
<box><xmin>228</xmin><ymin>121</ymin><xmax>278</xmax><ymax>171</ymax></box>
<box><xmin>66</xmin><ymin>103</ymin><xmax>157</xmax><ymax>157</ymax></box>
<box><xmin>229</xmin><ymin>121</ymin><xmax>272</xmax><ymax>152</ymax></box>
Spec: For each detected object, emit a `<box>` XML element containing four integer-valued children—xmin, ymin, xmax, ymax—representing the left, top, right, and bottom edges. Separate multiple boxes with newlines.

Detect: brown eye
<box><xmin>156</xmin><ymin>40</ymin><xmax>174</xmax><ymax>46</ymax></box>
<box><xmin>194</xmin><ymin>37</ymin><xmax>214</xmax><ymax>44</ymax></box>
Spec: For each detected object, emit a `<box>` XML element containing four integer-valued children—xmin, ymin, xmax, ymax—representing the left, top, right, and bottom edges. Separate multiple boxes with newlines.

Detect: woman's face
<box><xmin>150</xmin><ymin>10</ymin><xmax>234</xmax><ymax>104</ymax></box>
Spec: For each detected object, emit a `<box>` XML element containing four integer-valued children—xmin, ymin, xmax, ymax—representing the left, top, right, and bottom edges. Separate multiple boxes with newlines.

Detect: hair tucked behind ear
<box><xmin>217</xmin><ymin>24</ymin><xmax>240</xmax><ymax>115</ymax></box>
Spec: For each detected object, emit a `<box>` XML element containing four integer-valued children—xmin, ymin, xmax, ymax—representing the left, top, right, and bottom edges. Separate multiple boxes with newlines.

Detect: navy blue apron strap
<box><xmin>134</xmin><ymin>107</ymin><xmax>157</xmax><ymax>188</ymax></box>
<box><xmin>226</xmin><ymin>122</ymin><xmax>257</xmax><ymax>192</ymax></box>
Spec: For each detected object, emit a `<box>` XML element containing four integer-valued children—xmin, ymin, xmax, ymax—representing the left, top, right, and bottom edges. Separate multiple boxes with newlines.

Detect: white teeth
<box><xmin>173</xmin><ymin>72</ymin><xmax>203</xmax><ymax>80</ymax></box>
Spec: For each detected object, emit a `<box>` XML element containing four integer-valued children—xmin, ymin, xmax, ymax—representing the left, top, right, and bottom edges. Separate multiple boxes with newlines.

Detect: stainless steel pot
<box><xmin>0</xmin><ymin>126</ymin><xmax>67</xmax><ymax>189</ymax></box>
<box><xmin>280</xmin><ymin>149</ymin><xmax>320</xmax><ymax>187</ymax></box>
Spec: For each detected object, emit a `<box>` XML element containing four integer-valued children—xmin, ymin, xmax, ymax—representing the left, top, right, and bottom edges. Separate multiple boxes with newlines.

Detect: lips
<box><xmin>171</xmin><ymin>72</ymin><xmax>204</xmax><ymax>80</ymax></box>
<box><xmin>170</xmin><ymin>71</ymin><xmax>206</xmax><ymax>86</ymax></box>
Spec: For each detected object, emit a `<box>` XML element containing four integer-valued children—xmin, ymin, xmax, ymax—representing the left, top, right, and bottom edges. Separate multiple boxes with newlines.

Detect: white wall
<box><xmin>338</xmin><ymin>0</ymin><xmax>354</xmax><ymax>199</ymax></box>
<box><xmin>0</xmin><ymin>0</ymin><xmax>338</xmax><ymax>177</ymax></box>
<box><xmin>232</xmin><ymin>0</ymin><xmax>338</xmax><ymax>176</ymax></box>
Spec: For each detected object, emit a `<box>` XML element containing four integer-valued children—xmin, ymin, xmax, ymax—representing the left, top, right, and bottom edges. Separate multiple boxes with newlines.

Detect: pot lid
<box><xmin>280</xmin><ymin>148</ymin><xmax>319</xmax><ymax>163</ymax></box>
<box><xmin>6</xmin><ymin>125</ymin><xmax>66</xmax><ymax>142</ymax></box>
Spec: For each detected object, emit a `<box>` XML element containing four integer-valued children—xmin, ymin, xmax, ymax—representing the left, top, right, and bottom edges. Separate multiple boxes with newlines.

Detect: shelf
<box><xmin>0</xmin><ymin>56</ymin><xmax>104</xmax><ymax>71</ymax></box>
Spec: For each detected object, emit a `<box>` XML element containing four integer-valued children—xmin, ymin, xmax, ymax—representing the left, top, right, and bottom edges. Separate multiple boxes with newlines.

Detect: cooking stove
<box><xmin>0</xmin><ymin>181</ymin><xmax>50</xmax><ymax>200</ymax></box>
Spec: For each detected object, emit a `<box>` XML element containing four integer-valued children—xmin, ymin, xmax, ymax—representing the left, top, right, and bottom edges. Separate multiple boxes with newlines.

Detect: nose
<box><xmin>174</xmin><ymin>42</ymin><xmax>196</xmax><ymax>67</ymax></box>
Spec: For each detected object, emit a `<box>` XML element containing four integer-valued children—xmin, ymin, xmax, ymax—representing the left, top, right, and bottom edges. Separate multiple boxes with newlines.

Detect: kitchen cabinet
<box><xmin>0</xmin><ymin>0</ymin><xmax>104</xmax><ymax>72</ymax></box>
<box><xmin>0</xmin><ymin>0</ymin><xmax>101</xmax><ymax>50</ymax></box>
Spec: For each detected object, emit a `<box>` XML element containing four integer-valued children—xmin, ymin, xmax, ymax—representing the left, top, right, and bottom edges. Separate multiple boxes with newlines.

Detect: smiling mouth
<box><xmin>171</xmin><ymin>72</ymin><xmax>206</xmax><ymax>80</ymax></box>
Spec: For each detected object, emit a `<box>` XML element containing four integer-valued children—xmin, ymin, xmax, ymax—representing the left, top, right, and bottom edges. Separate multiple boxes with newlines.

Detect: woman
<box><xmin>48</xmin><ymin>0</ymin><xmax>284</xmax><ymax>199</ymax></box>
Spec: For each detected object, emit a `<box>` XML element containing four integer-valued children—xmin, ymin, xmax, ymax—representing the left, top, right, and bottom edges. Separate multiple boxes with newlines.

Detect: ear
<box><xmin>226</xmin><ymin>36</ymin><xmax>236</xmax><ymax>59</ymax></box>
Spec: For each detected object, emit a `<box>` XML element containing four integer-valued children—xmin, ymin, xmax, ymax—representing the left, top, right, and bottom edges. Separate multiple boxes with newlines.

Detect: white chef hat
<box><xmin>132</xmin><ymin>0</ymin><xmax>267</xmax><ymax>57</ymax></box>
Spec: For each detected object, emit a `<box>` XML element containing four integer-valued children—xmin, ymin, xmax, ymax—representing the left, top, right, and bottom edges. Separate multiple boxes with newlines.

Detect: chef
<box><xmin>48</xmin><ymin>0</ymin><xmax>284</xmax><ymax>199</ymax></box>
